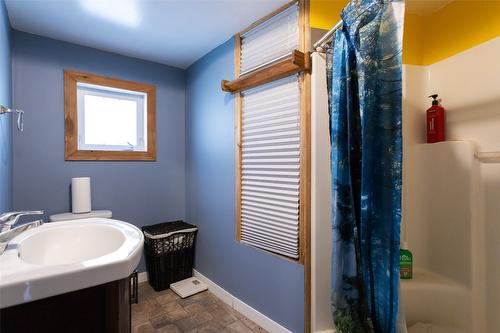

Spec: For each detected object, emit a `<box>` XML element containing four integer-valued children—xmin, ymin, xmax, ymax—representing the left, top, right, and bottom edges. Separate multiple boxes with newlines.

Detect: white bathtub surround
<box><xmin>396</xmin><ymin>282</ymin><xmax>408</xmax><ymax>333</ymax></box>
<box><xmin>402</xmin><ymin>130</ymin><xmax>481</xmax><ymax>332</ymax></box>
<box><xmin>310</xmin><ymin>52</ymin><xmax>335</xmax><ymax>333</ymax></box>
<box><xmin>0</xmin><ymin>218</ymin><xmax>143</xmax><ymax>308</ymax></box>
<box><xmin>309</xmin><ymin>37</ymin><xmax>500</xmax><ymax>333</ymax></box>
<box><xmin>408</xmin><ymin>323</ymin><xmax>467</xmax><ymax>333</ymax></box>
<box><xmin>402</xmin><ymin>38</ymin><xmax>500</xmax><ymax>333</ymax></box>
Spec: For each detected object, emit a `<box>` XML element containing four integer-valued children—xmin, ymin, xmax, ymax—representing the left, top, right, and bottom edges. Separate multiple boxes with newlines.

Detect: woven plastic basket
<box><xmin>142</xmin><ymin>221</ymin><xmax>197</xmax><ymax>291</ymax></box>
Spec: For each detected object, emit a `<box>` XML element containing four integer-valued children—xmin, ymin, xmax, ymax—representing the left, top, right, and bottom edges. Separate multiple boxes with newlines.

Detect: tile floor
<box><xmin>132</xmin><ymin>282</ymin><xmax>268</xmax><ymax>333</ymax></box>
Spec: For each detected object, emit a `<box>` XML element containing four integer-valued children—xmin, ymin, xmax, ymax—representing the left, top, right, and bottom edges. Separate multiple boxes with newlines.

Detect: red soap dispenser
<box><xmin>426</xmin><ymin>94</ymin><xmax>446</xmax><ymax>143</ymax></box>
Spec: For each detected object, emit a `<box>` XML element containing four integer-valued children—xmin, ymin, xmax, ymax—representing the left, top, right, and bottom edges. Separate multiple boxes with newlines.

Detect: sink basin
<box><xmin>0</xmin><ymin>218</ymin><xmax>143</xmax><ymax>309</ymax></box>
<box><xmin>20</xmin><ymin>224</ymin><xmax>126</xmax><ymax>266</ymax></box>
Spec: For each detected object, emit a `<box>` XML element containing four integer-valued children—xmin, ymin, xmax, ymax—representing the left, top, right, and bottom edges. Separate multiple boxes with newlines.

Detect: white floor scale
<box><xmin>170</xmin><ymin>277</ymin><xmax>208</xmax><ymax>298</ymax></box>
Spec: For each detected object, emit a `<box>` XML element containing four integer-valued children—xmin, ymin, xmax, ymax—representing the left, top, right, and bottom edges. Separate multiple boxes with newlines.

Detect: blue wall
<box><xmin>185</xmin><ymin>39</ymin><xmax>304</xmax><ymax>332</ymax></box>
<box><xmin>0</xmin><ymin>1</ymin><xmax>11</xmax><ymax>213</ymax></box>
<box><xmin>11</xmin><ymin>31</ymin><xmax>186</xmax><ymax>270</ymax></box>
<box><xmin>11</xmin><ymin>28</ymin><xmax>305</xmax><ymax>331</ymax></box>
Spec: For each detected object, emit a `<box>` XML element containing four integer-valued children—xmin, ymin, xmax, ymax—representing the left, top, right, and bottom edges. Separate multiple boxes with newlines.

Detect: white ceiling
<box><xmin>5</xmin><ymin>0</ymin><xmax>288</xmax><ymax>69</ymax></box>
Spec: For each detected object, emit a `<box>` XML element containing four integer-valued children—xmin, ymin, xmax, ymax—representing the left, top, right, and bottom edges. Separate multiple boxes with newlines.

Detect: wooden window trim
<box><xmin>221</xmin><ymin>50</ymin><xmax>311</xmax><ymax>93</ymax></box>
<box><xmin>234</xmin><ymin>2</ymin><xmax>311</xmax><ymax>330</ymax></box>
<box><xmin>299</xmin><ymin>1</ymin><xmax>312</xmax><ymax>332</ymax></box>
<box><xmin>234</xmin><ymin>0</ymin><xmax>311</xmax><ymax>264</ymax></box>
<box><xmin>233</xmin><ymin>1</ymin><xmax>311</xmax><ymax>331</ymax></box>
<box><xmin>222</xmin><ymin>1</ymin><xmax>311</xmax><ymax>94</ymax></box>
<box><xmin>64</xmin><ymin>70</ymin><xmax>157</xmax><ymax>161</ymax></box>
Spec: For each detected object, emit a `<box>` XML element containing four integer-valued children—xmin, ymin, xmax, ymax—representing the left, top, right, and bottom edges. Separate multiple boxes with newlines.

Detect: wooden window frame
<box><xmin>233</xmin><ymin>1</ymin><xmax>311</xmax><ymax>331</ymax></box>
<box><xmin>64</xmin><ymin>70</ymin><xmax>156</xmax><ymax>161</ymax></box>
<box><xmin>234</xmin><ymin>0</ymin><xmax>311</xmax><ymax>265</ymax></box>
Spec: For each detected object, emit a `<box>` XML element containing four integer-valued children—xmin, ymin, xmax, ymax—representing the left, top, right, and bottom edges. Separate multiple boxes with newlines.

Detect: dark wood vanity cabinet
<box><xmin>0</xmin><ymin>274</ymin><xmax>137</xmax><ymax>333</ymax></box>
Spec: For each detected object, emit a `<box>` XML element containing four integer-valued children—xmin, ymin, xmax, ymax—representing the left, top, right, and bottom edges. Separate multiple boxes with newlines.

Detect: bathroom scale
<box><xmin>170</xmin><ymin>277</ymin><xmax>208</xmax><ymax>298</ymax></box>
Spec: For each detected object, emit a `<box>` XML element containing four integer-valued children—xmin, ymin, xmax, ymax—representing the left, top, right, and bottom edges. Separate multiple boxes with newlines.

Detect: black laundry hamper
<box><xmin>142</xmin><ymin>221</ymin><xmax>198</xmax><ymax>291</ymax></box>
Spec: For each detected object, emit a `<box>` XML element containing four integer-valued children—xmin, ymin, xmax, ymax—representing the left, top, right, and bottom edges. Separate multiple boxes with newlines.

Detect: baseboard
<box><xmin>193</xmin><ymin>269</ymin><xmax>293</xmax><ymax>333</ymax></box>
<box><xmin>315</xmin><ymin>329</ymin><xmax>336</xmax><ymax>333</ymax></box>
<box><xmin>192</xmin><ymin>269</ymin><xmax>232</xmax><ymax>305</ymax></box>
<box><xmin>138</xmin><ymin>271</ymin><xmax>148</xmax><ymax>283</ymax></box>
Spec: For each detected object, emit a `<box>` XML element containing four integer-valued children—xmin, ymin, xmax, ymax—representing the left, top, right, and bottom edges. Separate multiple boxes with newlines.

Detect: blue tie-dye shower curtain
<box><xmin>327</xmin><ymin>0</ymin><xmax>404</xmax><ymax>332</ymax></box>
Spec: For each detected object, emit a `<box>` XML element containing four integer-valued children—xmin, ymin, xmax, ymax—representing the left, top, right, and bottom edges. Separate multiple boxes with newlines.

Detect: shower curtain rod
<box><xmin>314</xmin><ymin>1</ymin><xmax>381</xmax><ymax>52</ymax></box>
<box><xmin>313</xmin><ymin>19</ymin><xmax>343</xmax><ymax>52</ymax></box>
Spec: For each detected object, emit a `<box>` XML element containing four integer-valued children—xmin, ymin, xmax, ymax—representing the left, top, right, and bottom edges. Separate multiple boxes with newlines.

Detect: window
<box><xmin>64</xmin><ymin>70</ymin><xmax>156</xmax><ymax>160</ymax></box>
<box><xmin>233</xmin><ymin>0</ymin><xmax>309</xmax><ymax>262</ymax></box>
<box><xmin>239</xmin><ymin>2</ymin><xmax>300</xmax><ymax>75</ymax></box>
<box><xmin>240</xmin><ymin>75</ymin><xmax>301</xmax><ymax>259</ymax></box>
<box><xmin>77</xmin><ymin>83</ymin><xmax>147</xmax><ymax>152</ymax></box>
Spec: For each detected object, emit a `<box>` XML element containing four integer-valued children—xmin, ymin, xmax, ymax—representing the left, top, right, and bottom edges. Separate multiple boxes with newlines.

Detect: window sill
<box><xmin>65</xmin><ymin>149</ymin><xmax>156</xmax><ymax>161</ymax></box>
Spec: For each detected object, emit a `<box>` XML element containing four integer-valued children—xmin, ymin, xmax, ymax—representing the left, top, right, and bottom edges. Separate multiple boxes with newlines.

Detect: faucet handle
<box><xmin>0</xmin><ymin>211</ymin><xmax>44</xmax><ymax>222</ymax></box>
<box><xmin>0</xmin><ymin>211</ymin><xmax>44</xmax><ymax>231</ymax></box>
<box><xmin>0</xmin><ymin>211</ymin><xmax>22</xmax><ymax>222</ymax></box>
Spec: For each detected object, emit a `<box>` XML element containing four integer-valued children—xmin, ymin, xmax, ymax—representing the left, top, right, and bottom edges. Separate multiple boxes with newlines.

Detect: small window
<box><xmin>64</xmin><ymin>70</ymin><xmax>156</xmax><ymax>160</ymax></box>
<box><xmin>77</xmin><ymin>83</ymin><xmax>147</xmax><ymax>152</ymax></box>
<box><xmin>234</xmin><ymin>0</ymin><xmax>309</xmax><ymax>262</ymax></box>
<box><xmin>239</xmin><ymin>1</ymin><xmax>300</xmax><ymax>75</ymax></box>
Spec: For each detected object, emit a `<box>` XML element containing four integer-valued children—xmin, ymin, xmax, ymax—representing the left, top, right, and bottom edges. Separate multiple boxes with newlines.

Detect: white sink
<box><xmin>19</xmin><ymin>224</ymin><xmax>126</xmax><ymax>266</ymax></box>
<box><xmin>0</xmin><ymin>218</ymin><xmax>143</xmax><ymax>309</ymax></box>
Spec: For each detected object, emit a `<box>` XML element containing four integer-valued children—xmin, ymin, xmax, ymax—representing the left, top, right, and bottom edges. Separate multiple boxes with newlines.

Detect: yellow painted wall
<box><xmin>310</xmin><ymin>0</ymin><xmax>500</xmax><ymax>65</ymax></box>
<box><xmin>422</xmin><ymin>0</ymin><xmax>500</xmax><ymax>65</ymax></box>
<box><xmin>402</xmin><ymin>13</ymin><xmax>425</xmax><ymax>65</ymax></box>
<box><xmin>310</xmin><ymin>0</ymin><xmax>349</xmax><ymax>30</ymax></box>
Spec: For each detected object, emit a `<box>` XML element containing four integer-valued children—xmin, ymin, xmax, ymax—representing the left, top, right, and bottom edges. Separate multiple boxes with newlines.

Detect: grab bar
<box><xmin>475</xmin><ymin>151</ymin><xmax>500</xmax><ymax>163</ymax></box>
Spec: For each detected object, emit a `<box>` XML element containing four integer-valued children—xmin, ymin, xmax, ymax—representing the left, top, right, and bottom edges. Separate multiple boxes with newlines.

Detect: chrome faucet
<box><xmin>0</xmin><ymin>211</ymin><xmax>45</xmax><ymax>254</ymax></box>
<box><xmin>0</xmin><ymin>211</ymin><xmax>44</xmax><ymax>232</ymax></box>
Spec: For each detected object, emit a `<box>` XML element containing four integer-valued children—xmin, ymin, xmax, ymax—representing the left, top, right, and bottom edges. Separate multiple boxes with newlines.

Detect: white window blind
<box><xmin>239</xmin><ymin>2</ymin><xmax>299</xmax><ymax>75</ymax></box>
<box><xmin>240</xmin><ymin>75</ymin><xmax>301</xmax><ymax>259</ymax></box>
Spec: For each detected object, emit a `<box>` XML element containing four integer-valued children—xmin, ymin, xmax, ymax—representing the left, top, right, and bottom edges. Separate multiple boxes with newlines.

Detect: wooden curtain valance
<box><xmin>221</xmin><ymin>49</ymin><xmax>311</xmax><ymax>94</ymax></box>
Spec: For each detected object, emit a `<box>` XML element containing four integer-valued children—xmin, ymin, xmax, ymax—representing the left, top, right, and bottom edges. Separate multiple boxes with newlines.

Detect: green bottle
<box><xmin>400</xmin><ymin>242</ymin><xmax>413</xmax><ymax>279</ymax></box>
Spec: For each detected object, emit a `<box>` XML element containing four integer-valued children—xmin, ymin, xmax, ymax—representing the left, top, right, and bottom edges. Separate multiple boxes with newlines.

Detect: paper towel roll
<box><xmin>72</xmin><ymin>177</ymin><xmax>91</xmax><ymax>214</ymax></box>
